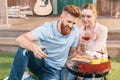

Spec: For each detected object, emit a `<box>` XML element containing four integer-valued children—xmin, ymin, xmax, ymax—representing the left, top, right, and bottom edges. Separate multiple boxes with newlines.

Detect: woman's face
<box><xmin>81</xmin><ymin>9</ymin><xmax>96</xmax><ymax>27</ymax></box>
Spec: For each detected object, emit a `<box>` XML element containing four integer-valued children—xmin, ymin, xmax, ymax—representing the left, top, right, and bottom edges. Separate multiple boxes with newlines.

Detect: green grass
<box><xmin>0</xmin><ymin>52</ymin><xmax>38</xmax><ymax>80</ymax></box>
<box><xmin>105</xmin><ymin>56</ymin><xmax>120</xmax><ymax>80</ymax></box>
<box><xmin>0</xmin><ymin>52</ymin><xmax>15</xmax><ymax>80</ymax></box>
<box><xmin>0</xmin><ymin>52</ymin><xmax>120</xmax><ymax>80</ymax></box>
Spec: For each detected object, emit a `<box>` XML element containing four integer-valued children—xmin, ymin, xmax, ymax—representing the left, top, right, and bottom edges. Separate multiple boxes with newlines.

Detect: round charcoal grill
<box><xmin>66</xmin><ymin>55</ymin><xmax>111</xmax><ymax>80</ymax></box>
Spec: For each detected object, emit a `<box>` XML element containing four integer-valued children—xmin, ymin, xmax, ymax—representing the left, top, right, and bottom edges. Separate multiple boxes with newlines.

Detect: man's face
<box><xmin>60</xmin><ymin>21</ymin><xmax>72</xmax><ymax>35</ymax></box>
<box><xmin>60</xmin><ymin>13</ymin><xmax>78</xmax><ymax>35</ymax></box>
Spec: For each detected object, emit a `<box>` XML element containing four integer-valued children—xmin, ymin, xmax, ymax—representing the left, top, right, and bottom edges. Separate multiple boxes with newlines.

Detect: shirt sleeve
<box><xmin>71</xmin><ymin>26</ymin><xmax>80</xmax><ymax>48</ymax></box>
<box><xmin>31</xmin><ymin>22</ymin><xmax>51</xmax><ymax>41</ymax></box>
<box><xmin>93</xmin><ymin>26</ymin><xmax>108</xmax><ymax>52</ymax></box>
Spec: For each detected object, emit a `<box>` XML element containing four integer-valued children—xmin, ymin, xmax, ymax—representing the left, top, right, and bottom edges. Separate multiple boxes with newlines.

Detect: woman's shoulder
<box><xmin>96</xmin><ymin>22</ymin><xmax>108</xmax><ymax>32</ymax></box>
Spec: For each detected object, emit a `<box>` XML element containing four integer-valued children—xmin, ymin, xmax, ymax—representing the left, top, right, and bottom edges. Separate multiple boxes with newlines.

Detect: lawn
<box><xmin>0</xmin><ymin>52</ymin><xmax>120</xmax><ymax>80</ymax></box>
<box><xmin>0</xmin><ymin>52</ymin><xmax>15</xmax><ymax>80</ymax></box>
<box><xmin>105</xmin><ymin>56</ymin><xmax>120</xmax><ymax>80</ymax></box>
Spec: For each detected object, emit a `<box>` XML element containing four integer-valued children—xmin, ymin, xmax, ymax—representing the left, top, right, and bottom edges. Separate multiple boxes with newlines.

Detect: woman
<box><xmin>77</xmin><ymin>4</ymin><xmax>108</xmax><ymax>80</ymax></box>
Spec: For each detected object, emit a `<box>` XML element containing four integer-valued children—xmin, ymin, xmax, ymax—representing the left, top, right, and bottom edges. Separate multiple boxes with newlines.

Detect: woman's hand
<box><xmin>80</xmin><ymin>39</ymin><xmax>88</xmax><ymax>53</ymax></box>
<box><xmin>85</xmin><ymin>30</ymin><xmax>96</xmax><ymax>41</ymax></box>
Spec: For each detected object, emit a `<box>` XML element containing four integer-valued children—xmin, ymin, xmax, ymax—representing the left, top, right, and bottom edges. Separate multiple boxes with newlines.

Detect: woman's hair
<box><xmin>82</xmin><ymin>4</ymin><xmax>97</xmax><ymax>17</ymax></box>
<box><xmin>62</xmin><ymin>5</ymin><xmax>81</xmax><ymax>18</ymax></box>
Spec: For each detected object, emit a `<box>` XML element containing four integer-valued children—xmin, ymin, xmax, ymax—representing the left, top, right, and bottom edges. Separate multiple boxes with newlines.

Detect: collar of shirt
<box><xmin>83</xmin><ymin>22</ymin><xmax>99</xmax><ymax>33</ymax></box>
<box><xmin>52</xmin><ymin>20</ymin><xmax>63</xmax><ymax>37</ymax></box>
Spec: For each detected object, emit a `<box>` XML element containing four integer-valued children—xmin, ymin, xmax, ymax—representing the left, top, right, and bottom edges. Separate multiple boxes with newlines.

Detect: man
<box><xmin>8</xmin><ymin>5</ymin><xmax>81</xmax><ymax>80</ymax></box>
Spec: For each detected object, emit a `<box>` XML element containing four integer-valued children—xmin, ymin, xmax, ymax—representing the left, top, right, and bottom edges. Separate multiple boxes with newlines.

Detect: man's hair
<box><xmin>62</xmin><ymin>5</ymin><xmax>81</xmax><ymax>18</ymax></box>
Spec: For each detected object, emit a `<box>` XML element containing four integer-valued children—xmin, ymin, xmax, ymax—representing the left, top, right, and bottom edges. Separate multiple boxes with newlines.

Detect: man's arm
<box><xmin>16</xmin><ymin>32</ymin><xmax>48</xmax><ymax>59</ymax></box>
<box><xmin>16</xmin><ymin>32</ymin><xmax>37</xmax><ymax>51</ymax></box>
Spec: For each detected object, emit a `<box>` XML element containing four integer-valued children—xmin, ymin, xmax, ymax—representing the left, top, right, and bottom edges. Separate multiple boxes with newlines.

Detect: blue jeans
<box><xmin>8</xmin><ymin>47</ymin><xmax>76</xmax><ymax>80</ymax></box>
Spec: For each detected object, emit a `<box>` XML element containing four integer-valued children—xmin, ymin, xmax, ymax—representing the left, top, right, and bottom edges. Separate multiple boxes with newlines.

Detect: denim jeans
<box><xmin>8</xmin><ymin>47</ymin><xmax>76</xmax><ymax>80</ymax></box>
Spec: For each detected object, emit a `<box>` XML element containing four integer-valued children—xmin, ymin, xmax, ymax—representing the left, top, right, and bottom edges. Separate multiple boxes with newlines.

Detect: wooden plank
<box><xmin>110</xmin><ymin>0</ymin><xmax>113</xmax><ymax>17</ymax></box>
<box><xmin>0</xmin><ymin>0</ymin><xmax>8</xmax><ymax>26</ymax></box>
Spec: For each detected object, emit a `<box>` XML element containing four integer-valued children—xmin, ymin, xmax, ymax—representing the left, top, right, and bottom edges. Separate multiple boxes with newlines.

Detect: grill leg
<box><xmin>104</xmin><ymin>76</ymin><xmax>107</xmax><ymax>80</ymax></box>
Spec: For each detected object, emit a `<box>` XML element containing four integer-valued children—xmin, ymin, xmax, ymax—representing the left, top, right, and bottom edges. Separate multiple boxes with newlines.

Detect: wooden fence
<box><xmin>0</xmin><ymin>0</ymin><xmax>8</xmax><ymax>26</ymax></box>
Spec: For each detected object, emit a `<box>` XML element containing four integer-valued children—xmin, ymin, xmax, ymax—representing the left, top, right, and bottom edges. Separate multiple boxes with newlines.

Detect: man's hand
<box><xmin>76</xmin><ymin>76</ymin><xmax>83</xmax><ymax>80</ymax></box>
<box><xmin>33</xmin><ymin>45</ymin><xmax>48</xmax><ymax>59</ymax></box>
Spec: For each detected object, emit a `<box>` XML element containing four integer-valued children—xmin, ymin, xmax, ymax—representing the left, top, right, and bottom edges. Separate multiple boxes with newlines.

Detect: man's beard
<box><xmin>61</xmin><ymin>22</ymin><xmax>72</xmax><ymax>35</ymax></box>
